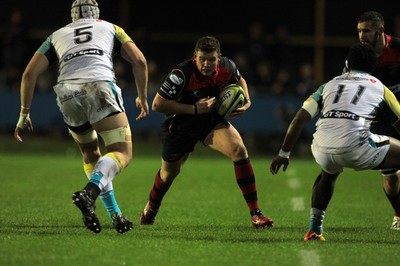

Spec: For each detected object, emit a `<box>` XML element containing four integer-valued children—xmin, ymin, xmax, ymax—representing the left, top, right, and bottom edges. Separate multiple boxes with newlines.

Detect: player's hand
<box><xmin>270</xmin><ymin>156</ymin><xmax>289</xmax><ymax>175</ymax></box>
<box><xmin>14</xmin><ymin>114</ymin><xmax>33</xmax><ymax>142</ymax></box>
<box><xmin>135</xmin><ymin>96</ymin><xmax>149</xmax><ymax>120</ymax></box>
<box><xmin>195</xmin><ymin>97</ymin><xmax>217</xmax><ymax>114</ymax></box>
<box><xmin>229</xmin><ymin>98</ymin><xmax>251</xmax><ymax>118</ymax></box>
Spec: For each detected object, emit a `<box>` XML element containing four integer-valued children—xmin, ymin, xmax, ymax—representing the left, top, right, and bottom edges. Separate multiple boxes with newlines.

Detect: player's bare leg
<box><xmin>382</xmin><ymin>171</ymin><xmax>400</xmax><ymax>230</ymax></box>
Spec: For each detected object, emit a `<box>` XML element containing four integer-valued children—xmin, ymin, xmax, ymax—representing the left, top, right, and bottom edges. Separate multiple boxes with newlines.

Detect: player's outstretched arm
<box><xmin>270</xmin><ymin>108</ymin><xmax>311</xmax><ymax>175</ymax></box>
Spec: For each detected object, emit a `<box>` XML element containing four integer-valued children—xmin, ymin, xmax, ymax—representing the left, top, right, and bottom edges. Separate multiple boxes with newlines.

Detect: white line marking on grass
<box><xmin>298</xmin><ymin>250</ymin><xmax>321</xmax><ymax>266</ymax></box>
<box><xmin>286</xmin><ymin>169</ymin><xmax>298</xmax><ymax>176</ymax></box>
<box><xmin>291</xmin><ymin>197</ymin><xmax>305</xmax><ymax>211</ymax></box>
<box><xmin>287</xmin><ymin>178</ymin><xmax>301</xmax><ymax>189</ymax></box>
<box><xmin>285</xmin><ymin>171</ymin><xmax>305</xmax><ymax>211</ymax></box>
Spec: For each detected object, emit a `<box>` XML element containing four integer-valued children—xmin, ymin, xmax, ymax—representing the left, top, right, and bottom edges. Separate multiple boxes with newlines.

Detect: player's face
<box><xmin>357</xmin><ymin>21</ymin><xmax>379</xmax><ymax>47</ymax></box>
<box><xmin>194</xmin><ymin>51</ymin><xmax>220</xmax><ymax>76</ymax></box>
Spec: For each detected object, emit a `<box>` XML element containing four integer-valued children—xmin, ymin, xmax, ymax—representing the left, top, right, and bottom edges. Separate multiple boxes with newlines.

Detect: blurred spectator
<box><xmin>276</xmin><ymin>104</ymin><xmax>296</xmax><ymax>133</ymax></box>
<box><xmin>232</xmin><ymin>51</ymin><xmax>255</xmax><ymax>94</ymax></box>
<box><xmin>36</xmin><ymin>68</ymin><xmax>57</xmax><ymax>92</ymax></box>
<box><xmin>114</xmin><ymin>58</ymin><xmax>130</xmax><ymax>90</ymax></box>
<box><xmin>0</xmin><ymin>9</ymin><xmax>26</xmax><ymax>91</ymax></box>
<box><xmin>113</xmin><ymin>55</ymin><xmax>162</xmax><ymax>96</ymax></box>
<box><xmin>253</xmin><ymin>60</ymin><xmax>273</xmax><ymax>93</ymax></box>
<box><xmin>269</xmin><ymin>68</ymin><xmax>292</xmax><ymax>96</ymax></box>
<box><xmin>295</xmin><ymin>62</ymin><xmax>318</xmax><ymax>97</ymax></box>
<box><xmin>246</xmin><ymin>21</ymin><xmax>268</xmax><ymax>66</ymax></box>
<box><xmin>394</xmin><ymin>14</ymin><xmax>400</xmax><ymax>37</ymax></box>
<box><xmin>147</xmin><ymin>59</ymin><xmax>163</xmax><ymax>95</ymax></box>
<box><xmin>270</xmin><ymin>25</ymin><xmax>291</xmax><ymax>69</ymax></box>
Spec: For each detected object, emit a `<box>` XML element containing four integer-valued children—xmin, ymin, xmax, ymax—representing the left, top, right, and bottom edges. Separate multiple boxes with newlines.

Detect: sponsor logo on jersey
<box><xmin>169</xmin><ymin>74</ymin><xmax>183</xmax><ymax>85</ymax></box>
<box><xmin>321</xmin><ymin>110</ymin><xmax>359</xmax><ymax>120</ymax></box>
<box><xmin>64</xmin><ymin>49</ymin><xmax>104</xmax><ymax>62</ymax></box>
<box><xmin>160</xmin><ymin>80</ymin><xmax>177</xmax><ymax>97</ymax></box>
<box><xmin>336</xmin><ymin>76</ymin><xmax>369</xmax><ymax>81</ymax></box>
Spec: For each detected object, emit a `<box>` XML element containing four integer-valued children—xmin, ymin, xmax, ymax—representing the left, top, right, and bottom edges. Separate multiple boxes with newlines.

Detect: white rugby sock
<box><xmin>89</xmin><ymin>154</ymin><xmax>121</xmax><ymax>190</ymax></box>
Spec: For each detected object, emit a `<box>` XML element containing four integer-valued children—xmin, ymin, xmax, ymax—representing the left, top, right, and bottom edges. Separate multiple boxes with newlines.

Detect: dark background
<box><xmin>1</xmin><ymin>0</ymin><xmax>399</xmax><ymax>154</ymax></box>
<box><xmin>1</xmin><ymin>0</ymin><xmax>397</xmax><ymax>34</ymax></box>
<box><xmin>1</xmin><ymin>0</ymin><xmax>399</xmax><ymax>80</ymax></box>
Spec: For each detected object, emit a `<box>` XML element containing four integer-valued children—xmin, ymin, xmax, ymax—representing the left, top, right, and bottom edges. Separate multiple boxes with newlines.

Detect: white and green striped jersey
<box><xmin>37</xmin><ymin>18</ymin><xmax>132</xmax><ymax>83</ymax></box>
<box><xmin>309</xmin><ymin>70</ymin><xmax>400</xmax><ymax>153</ymax></box>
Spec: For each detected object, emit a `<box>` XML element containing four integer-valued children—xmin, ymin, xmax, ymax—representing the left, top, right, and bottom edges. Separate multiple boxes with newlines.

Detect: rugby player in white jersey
<box><xmin>14</xmin><ymin>0</ymin><xmax>149</xmax><ymax>234</ymax></box>
<box><xmin>270</xmin><ymin>43</ymin><xmax>400</xmax><ymax>241</ymax></box>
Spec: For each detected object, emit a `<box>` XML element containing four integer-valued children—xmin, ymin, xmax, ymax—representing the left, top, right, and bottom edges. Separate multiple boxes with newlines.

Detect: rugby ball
<box><xmin>216</xmin><ymin>84</ymin><xmax>245</xmax><ymax>117</ymax></box>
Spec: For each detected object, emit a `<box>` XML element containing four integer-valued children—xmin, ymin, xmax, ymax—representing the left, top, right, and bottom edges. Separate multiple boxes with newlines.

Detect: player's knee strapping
<box><xmin>98</xmin><ymin>125</ymin><xmax>132</xmax><ymax>147</ymax></box>
<box><xmin>68</xmin><ymin>128</ymin><xmax>97</xmax><ymax>144</ymax></box>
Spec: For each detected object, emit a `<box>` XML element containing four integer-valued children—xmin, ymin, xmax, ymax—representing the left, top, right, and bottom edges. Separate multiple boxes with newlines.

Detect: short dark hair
<box><xmin>358</xmin><ymin>11</ymin><xmax>384</xmax><ymax>28</ymax></box>
<box><xmin>347</xmin><ymin>43</ymin><xmax>377</xmax><ymax>73</ymax></box>
<box><xmin>195</xmin><ymin>36</ymin><xmax>221</xmax><ymax>53</ymax></box>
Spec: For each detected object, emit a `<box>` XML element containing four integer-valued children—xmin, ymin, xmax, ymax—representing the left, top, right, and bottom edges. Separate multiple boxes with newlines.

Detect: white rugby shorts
<box><xmin>53</xmin><ymin>81</ymin><xmax>125</xmax><ymax>127</ymax></box>
<box><xmin>311</xmin><ymin>134</ymin><xmax>390</xmax><ymax>174</ymax></box>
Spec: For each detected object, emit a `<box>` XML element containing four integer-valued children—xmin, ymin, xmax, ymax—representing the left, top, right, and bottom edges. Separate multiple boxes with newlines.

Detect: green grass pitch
<box><xmin>1</xmin><ymin>139</ymin><xmax>399</xmax><ymax>265</ymax></box>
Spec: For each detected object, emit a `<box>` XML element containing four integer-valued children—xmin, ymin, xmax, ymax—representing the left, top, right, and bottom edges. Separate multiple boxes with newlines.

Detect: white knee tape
<box><xmin>68</xmin><ymin>128</ymin><xmax>98</xmax><ymax>144</ymax></box>
<box><xmin>99</xmin><ymin>126</ymin><xmax>131</xmax><ymax>146</ymax></box>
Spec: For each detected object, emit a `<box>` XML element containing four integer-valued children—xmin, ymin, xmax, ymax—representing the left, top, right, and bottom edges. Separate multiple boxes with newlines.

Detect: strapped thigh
<box><xmin>98</xmin><ymin>125</ymin><xmax>131</xmax><ymax>146</ymax></box>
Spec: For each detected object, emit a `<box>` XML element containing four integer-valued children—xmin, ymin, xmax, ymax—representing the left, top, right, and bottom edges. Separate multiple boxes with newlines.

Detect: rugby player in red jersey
<box><xmin>353</xmin><ymin>11</ymin><xmax>400</xmax><ymax>230</ymax></box>
<box><xmin>139</xmin><ymin>36</ymin><xmax>273</xmax><ymax>229</ymax></box>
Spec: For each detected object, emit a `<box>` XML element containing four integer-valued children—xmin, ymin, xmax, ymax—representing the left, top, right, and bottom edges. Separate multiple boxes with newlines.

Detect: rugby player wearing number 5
<box><xmin>270</xmin><ymin>43</ymin><xmax>400</xmax><ymax>240</ymax></box>
<box><xmin>139</xmin><ymin>36</ymin><xmax>273</xmax><ymax>229</ymax></box>
<box><xmin>14</xmin><ymin>0</ymin><xmax>149</xmax><ymax>233</ymax></box>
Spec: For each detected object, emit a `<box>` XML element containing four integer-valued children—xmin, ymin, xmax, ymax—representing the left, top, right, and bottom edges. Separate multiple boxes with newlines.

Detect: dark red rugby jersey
<box><xmin>373</xmin><ymin>34</ymin><xmax>400</xmax><ymax>93</ymax></box>
<box><xmin>157</xmin><ymin>56</ymin><xmax>241</xmax><ymax>105</ymax></box>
